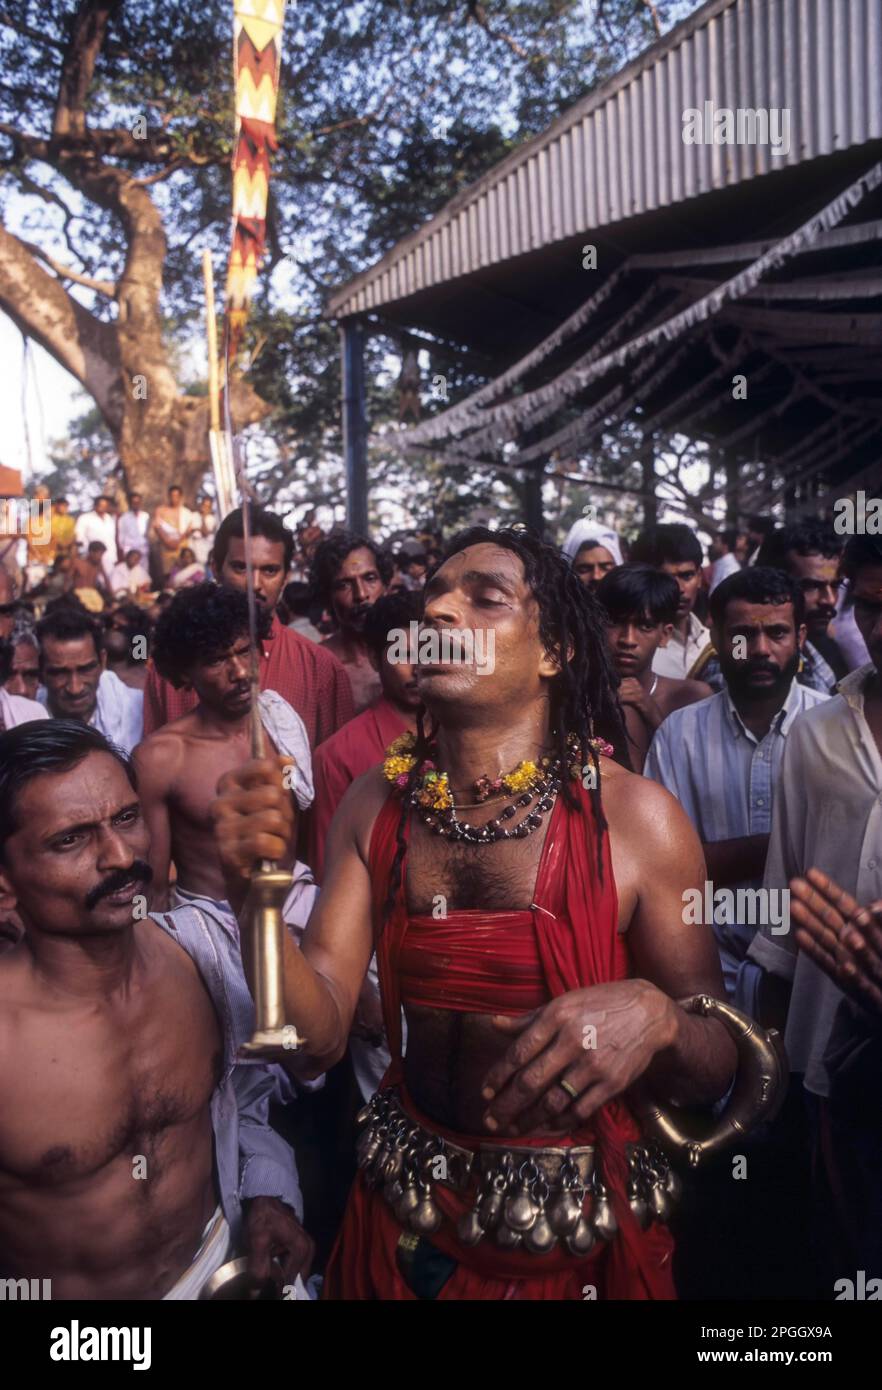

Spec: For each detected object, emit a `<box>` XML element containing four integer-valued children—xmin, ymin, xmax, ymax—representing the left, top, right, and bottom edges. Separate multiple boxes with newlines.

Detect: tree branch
<box><xmin>0</xmin><ymin>221</ymin><xmax>120</xmax><ymax>426</ymax></box>
<box><xmin>19</xmin><ymin>236</ymin><xmax>116</xmax><ymax>296</ymax></box>
<box><xmin>53</xmin><ymin>0</ymin><xmax>120</xmax><ymax>140</ymax></box>
<box><xmin>0</xmin><ymin>8</ymin><xmax>66</xmax><ymax>53</ymax></box>
<box><xmin>641</xmin><ymin>1</ymin><xmax>663</xmax><ymax>38</ymax></box>
<box><xmin>466</xmin><ymin>2</ymin><xmax>531</xmax><ymax>60</ymax></box>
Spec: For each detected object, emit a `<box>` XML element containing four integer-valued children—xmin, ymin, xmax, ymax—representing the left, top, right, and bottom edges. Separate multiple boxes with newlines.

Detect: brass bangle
<box><xmin>636</xmin><ymin>993</ymin><xmax>789</xmax><ymax>1169</ymax></box>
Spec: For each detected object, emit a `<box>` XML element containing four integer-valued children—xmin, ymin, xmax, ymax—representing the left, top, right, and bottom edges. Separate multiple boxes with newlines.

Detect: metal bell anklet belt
<box><xmin>355</xmin><ymin>1089</ymin><xmax>682</xmax><ymax>1257</ymax></box>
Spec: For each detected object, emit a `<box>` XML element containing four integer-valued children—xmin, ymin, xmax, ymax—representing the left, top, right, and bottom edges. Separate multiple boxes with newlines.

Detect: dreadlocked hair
<box><xmin>379</xmin><ymin>525</ymin><xmax>629</xmax><ymax>933</ymax></box>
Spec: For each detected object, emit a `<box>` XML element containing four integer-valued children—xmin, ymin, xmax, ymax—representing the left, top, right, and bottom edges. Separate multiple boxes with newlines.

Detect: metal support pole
<box><xmin>341</xmin><ymin>318</ymin><xmax>369</xmax><ymax>533</ymax></box>
<box><xmin>641</xmin><ymin>439</ymin><xmax>657</xmax><ymax>528</ymax></box>
<box><xmin>523</xmin><ymin>464</ymin><xmax>545</xmax><ymax>535</ymax></box>
<box><xmin>725</xmin><ymin>453</ymin><xmax>739</xmax><ymax>527</ymax></box>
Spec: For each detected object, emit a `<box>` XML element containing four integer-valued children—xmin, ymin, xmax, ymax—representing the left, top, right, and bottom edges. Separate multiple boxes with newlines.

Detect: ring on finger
<box><xmin>559</xmin><ymin>1078</ymin><xmax>580</xmax><ymax>1102</ymax></box>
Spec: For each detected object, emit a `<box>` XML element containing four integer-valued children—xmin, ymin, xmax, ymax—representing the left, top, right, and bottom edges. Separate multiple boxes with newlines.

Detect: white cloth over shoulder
<box><xmin>92</xmin><ymin>669</ymin><xmax>144</xmax><ymax>754</ymax></box>
<box><xmin>708</xmin><ymin>552</ymin><xmax>741</xmax><ymax>593</ymax></box>
<box><xmin>258</xmin><ymin>689</ymin><xmax>313</xmax><ymax>809</ymax></box>
<box><xmin>0</xmin><ymin>688</ymin><xmax>49</xmax><ymax>729</ymax></box>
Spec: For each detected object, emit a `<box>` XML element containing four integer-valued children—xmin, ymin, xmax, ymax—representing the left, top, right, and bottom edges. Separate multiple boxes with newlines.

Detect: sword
<box><xmin>227</xmin><ymin>398</ymin><xmax>303</xmax><ymax>1059</ymax></box>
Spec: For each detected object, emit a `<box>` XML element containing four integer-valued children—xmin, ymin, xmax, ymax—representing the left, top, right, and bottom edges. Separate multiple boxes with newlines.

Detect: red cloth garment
<box><xmin>324</xmin><ymin>778</ymin><xmax>676</xmax><ymax>1300</ymax></box>
<box><xmin>142</xmin><ymin>613</ymin><xmax>355</xmax><ymax>747</ymax></box>
<box><xmin>308</xmin><ymin>697</ymin><xmax>408</xmax><ymax>881</ymax></box>
<box><xmin>399</xmin><ymin>911</ymin><xmax>549</xmax><ymax>1014</ymax></box>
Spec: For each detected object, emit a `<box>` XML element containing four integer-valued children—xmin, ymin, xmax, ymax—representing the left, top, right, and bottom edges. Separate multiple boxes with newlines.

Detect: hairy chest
<box><xmin>0</xmin><ymin>972</ymin><xmax>221</xmax><ymax>1186</ymax></box>
<box><xmin>405</xmin><ymin>820</ymin><xmax>549</xmax><ymax>913</ymax></box>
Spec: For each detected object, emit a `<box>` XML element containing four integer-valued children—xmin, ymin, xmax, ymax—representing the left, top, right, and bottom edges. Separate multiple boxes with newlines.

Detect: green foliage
<box><xmin>0</xmin><ymin>0</ymin><xmax>699</xmax><ymax>529</ymax></box>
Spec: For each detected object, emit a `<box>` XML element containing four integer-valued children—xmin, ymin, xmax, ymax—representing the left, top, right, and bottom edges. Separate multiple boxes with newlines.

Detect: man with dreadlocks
<box><xmin>212</xmin><ymin>528</ymin><xmax>781</xmax><ymax>1300</ymax></box>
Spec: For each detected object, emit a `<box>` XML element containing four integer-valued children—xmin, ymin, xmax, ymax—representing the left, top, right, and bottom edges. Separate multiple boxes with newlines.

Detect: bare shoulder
<box><xmin>334</xmin><ymin>765</ymin><xmax>395</xmax><ymax>861</ymax></box>
<box><xmin>132</xmin><ymin>720</ymin><xmax>189</xmax><ymax>780</ymax></box>
<box><xmin>601</xmin><ymin>760</ymin><xmax>699</xmax><ymax>851</ymax></box>
<box><xmin>682</xmin><ymin>678</ymin><xmax>714</xmax><ymax>702</ymax></box>
<box><xmin>657</xmin><ymin>674</ymin><xmax>712</xmax><ymax>712</ymax></box>
<box><xmin>0</xmin><ymin>946</ymin><xmax>37</xmax><ymax>1048</ymax></box>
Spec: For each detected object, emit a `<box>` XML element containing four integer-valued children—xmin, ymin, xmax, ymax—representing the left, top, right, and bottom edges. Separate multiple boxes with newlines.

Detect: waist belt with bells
<box><xmin>355</xmin><ymin>1089</ymin><xmax>681</xmax><ymax>1257</ymax></box>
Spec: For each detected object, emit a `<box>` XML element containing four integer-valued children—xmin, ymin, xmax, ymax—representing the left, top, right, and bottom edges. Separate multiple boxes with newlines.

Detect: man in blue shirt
<box><xmin>645</xmin><ymin>567</ymin><xmax>828</xmax><ymax>1011</ymax></box>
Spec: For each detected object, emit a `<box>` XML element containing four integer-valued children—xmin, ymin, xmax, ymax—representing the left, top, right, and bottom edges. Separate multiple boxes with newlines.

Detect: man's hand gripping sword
<box><xmin>236</xmin><ymin>489</ymin><xmax>304</xmax><ymax>1059</ymax></box>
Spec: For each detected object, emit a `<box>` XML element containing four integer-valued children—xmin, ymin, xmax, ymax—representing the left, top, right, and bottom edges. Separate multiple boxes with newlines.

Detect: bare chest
<box><xmin>171</xmin><ymin>730</ymin><xmax>276</xmax><ymax>831</ymax></box>
<box><xmin>405</xmin><ymin>817</ymin><xmax>549</xmax><ymax>913</ymax></box>
<box><xmin>0</xmin><ymin>972</ymin><xmax>222</xmax><ymax>1186</ymax></box>
<box><xmin>622</xmin><ymin>706</ymin><xmax>653</xmax><ymax>772</ymax></box>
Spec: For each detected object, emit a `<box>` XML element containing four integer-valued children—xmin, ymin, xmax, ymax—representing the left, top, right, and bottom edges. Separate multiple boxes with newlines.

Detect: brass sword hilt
<box><xmin>237</xmin><ymin>670</ymin><xmax>305</xmax><ymax>1059</ymax></box>
<box><xmin>238</xmin><ymin>864</ymin><xmax>304</xmax><ymax>1058</ymax></box>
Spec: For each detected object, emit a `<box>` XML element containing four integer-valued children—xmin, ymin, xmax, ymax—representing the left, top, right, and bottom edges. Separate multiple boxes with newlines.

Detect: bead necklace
<box><xmin>382</xmin><ymin>732</ymin><xmax>613</xmax><ymax>845</ymax></box>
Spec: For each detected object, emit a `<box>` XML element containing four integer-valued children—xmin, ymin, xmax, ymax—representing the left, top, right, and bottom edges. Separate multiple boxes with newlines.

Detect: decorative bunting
<box><xmin>225</xmin><ymin>0</ymin><xmax>286</xmax><ymax>361</ymax></box>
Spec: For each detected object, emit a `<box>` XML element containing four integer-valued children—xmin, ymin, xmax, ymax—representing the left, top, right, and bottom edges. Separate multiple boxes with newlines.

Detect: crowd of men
<box><xmin>0</xmin><ymin>490</ymin><xmax>879</xmax><ymax>1302</ymax></box>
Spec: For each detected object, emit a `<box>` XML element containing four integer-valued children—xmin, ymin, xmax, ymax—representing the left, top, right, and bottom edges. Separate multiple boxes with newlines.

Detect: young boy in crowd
<box><xmin>596</xmin><ymin>564</ymin><xmax>712</xmax><ymax>771</ymax></box>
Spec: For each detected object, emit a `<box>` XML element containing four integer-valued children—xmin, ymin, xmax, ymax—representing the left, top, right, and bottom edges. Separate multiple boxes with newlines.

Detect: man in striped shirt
<box><xmin>644</xmin><ymin>567</ymin><xmax>828</xmax><ymax>1011</ymax></box>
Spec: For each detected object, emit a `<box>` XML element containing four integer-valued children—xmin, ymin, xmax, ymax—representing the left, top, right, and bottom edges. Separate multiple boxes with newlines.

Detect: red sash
<box><xmin>325</xmin><ymin>782</ymin><xmax>675</xmax><ymax>1299</ymax></box>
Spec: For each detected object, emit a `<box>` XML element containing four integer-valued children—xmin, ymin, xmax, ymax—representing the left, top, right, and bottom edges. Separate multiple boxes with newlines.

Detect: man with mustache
<box><xmin>0</xmin><ymin>719</ymin><xmax>311</xmax><ymax>1299</ymax></box>
<box><xmin>210</xmin><ymin>527</ymin><xmax>765</xmax><ymax>1301</ymax></box>
<box><xmin>142</xmin><ymin>507</ymin><xmax>354</xmax><ymax>747</ymax></box>
<box><xmin>644</xmin><ymin>567</ymin><xmax>828</xmax><ymax>1007</ymax></box>
<box><xmin>748</xmin><ymin>535</ymin><xmax>882</xmax><ymax>1285</ymax></box>
<box><xmin>134</xmin><ymin>584</ymin><xmax>313</xmax><ymax>911</ymax></box>
<box><xmin>643</xmin><ymin>567</ymin><xmax>829</xmax><ymax>1300</ymax></box>
<box><xmin>311</xmin><ymin>532</ymin><xmax>392</xmax><ymax>715</ymax></box>
<box><xmin>758</xmin><ymin>522</ymin><xmax>847</xmax><ymax>693</ymax></box>
<box><xmin>37</xmin><ymin>604</ymin><xmax>144</xmax><ymax>755</ymax></box>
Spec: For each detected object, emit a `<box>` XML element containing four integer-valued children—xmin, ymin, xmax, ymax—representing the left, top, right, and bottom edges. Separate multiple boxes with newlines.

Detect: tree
<box><xmin>0</xmin><ymin>0</ymin><xmax>691</xmax><ymax>513</ymax></box>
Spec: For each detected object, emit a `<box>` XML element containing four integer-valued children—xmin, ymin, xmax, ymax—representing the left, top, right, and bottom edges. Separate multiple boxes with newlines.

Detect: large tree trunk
<box><xmin>121</xmin><ymin>378</ymin><xmax>272</xmax><ymax>506</ymax></box>
<box><xmin>0</xmin><ymin>219</ymin><xmax>271</xmax><ymax>507</ymax></box>
<box><xmin>0</xmin><ymin>0</ymin><xmax>272</xmax><ymax>511</ymax></box>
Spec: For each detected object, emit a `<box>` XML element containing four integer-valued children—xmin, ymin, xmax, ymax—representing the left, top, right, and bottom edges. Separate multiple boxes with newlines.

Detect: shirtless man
<box><xmin>212</xmin><ymin>527</ymin><xmax>772</xmax><ymax>1301</ymax></box>
<box><xmin>596</xmin><ymin>564</ymin><xmax>712</xmax><ymax>771</ymax></box>
<box><xmin>70</xmin><ymin>541</ymin><xmax>110</xmax><ymax>598</ymax></box>
<box><xmin>311</xmin><ymin>531</ymin><xmax>392</xmax><ymax>714</ymax></box>
<box><xmin>135</xmin><ymin>584</ymin><xmax>310</xmax><ymax>909</ymax></box>
<box><xmin>0</xmin><ymin>719</ymin><xmax>311</xmax><ymax>1299</ymax></box>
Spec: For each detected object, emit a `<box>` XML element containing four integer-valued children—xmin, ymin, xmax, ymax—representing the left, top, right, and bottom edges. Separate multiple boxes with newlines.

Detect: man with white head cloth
<box><xmin>561</xmin><ymin>519</ymin><xmax>624</xmax><ymax>593</ymax></box>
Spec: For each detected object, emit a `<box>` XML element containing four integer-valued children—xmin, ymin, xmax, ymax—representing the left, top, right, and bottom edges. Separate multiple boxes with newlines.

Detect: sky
<box><xmin>0</xmin><ymin>313</ymin><xmax>82</xmax><ymax>483</ymax></box>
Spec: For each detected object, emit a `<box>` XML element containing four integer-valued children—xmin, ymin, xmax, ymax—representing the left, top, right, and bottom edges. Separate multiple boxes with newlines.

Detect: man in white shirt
<box><xmin>707</xmin><ymin>529</ymin><xmax>742</xmax><ymax>594</ymax></box>
<box><xmin>110</xmin><ymin>549</ymin><xmax>152</xmax><ymax>597</ymax></box>
<box><xmin>0</xmin><ymin>638</ymin><xmax>48</xmax><ymax>730</ymax></box>
<box><xmin>117</xmin><ymin>492</ymin><xmax>151</xmax><ymax>566</ymax></box>
<box><xmin>36</xmin><ymin>605</ymin><xmax>143</xmax><ymax>754</ymax></box>
<box><xmin>748</xmin><ymin>534</ymin><xmax>882</xmax><ymax>1284</ymax></box>
<box><xmin>73</xmin><ymin>496</ymin><xmax>118</xmax><ymax>580</ymax></box>
<box><xmin>190</xmin><ymin>497</ymin><xmax>218</xmax><ymax>567</ymax></box>
<box><xmin>645</xmin><ymin>566</ymin><xmax>828</xmax><ymax>1009</ymax></box>
<box><xmin>749</xmin><ymin>538</ymin><xmax>882</xmax><ymax>1086</ymax></box>
<box><xmin>630</xmin><ymin>523</ymin><xmax>717</xmax><ymax>683</ymax></box>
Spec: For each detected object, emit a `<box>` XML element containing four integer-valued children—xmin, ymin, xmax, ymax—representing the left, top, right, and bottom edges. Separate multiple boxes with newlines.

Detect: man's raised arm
<box><xmin>212</xmin><ymin>757</ymin><xmax>377</xmax><ymax>1079</ymax></box>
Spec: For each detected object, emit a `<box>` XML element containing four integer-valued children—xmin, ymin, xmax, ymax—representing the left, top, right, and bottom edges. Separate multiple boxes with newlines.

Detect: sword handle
<box><xmin>238</xmin><ymin>867</ymin><xmax>304</xmax><ymax>1059</ymax></box>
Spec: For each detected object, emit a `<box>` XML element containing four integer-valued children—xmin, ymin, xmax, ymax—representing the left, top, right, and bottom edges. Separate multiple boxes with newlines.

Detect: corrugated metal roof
<box><xmin>328</xmin><ymin>0</ymin><xmax>882</xmax><ymax>320</ymax></box>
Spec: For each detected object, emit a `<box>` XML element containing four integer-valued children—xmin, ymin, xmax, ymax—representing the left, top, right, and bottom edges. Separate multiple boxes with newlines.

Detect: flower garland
<box><xmin>382</xmin><ymin>731</ymin><xmax>613</xmax><ymax>814</ymax></box>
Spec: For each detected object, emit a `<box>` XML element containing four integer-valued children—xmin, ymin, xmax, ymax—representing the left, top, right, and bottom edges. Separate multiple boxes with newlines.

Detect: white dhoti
<box><xmin>162</xmin><ymin>1206</ymin><xmax>232</xmax><ymax>1300</ymax></box>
